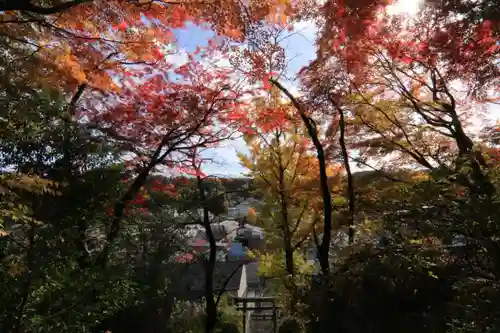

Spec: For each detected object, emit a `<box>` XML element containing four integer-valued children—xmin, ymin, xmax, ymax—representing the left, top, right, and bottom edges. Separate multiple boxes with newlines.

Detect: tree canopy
<box><xmin>1</xmin><ymin>0</ymin><xmax>499</xmax><ymax>333</ymax></box>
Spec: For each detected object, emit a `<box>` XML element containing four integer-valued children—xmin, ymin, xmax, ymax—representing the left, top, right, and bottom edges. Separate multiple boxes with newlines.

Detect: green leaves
<box><xmin>427</xmin><ymin>270</ymin><xmax>439</xmax><ymax>279</ymax></box>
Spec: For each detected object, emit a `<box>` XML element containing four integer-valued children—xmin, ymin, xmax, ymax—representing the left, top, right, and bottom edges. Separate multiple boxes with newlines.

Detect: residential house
<box><xmin>167</xmin><ymin>257</ymin><xmax>267</xmax><ymax>302</ymax></box>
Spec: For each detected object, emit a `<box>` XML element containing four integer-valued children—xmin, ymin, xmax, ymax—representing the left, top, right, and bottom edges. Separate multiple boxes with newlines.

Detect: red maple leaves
<box><xmin>263</xmin><ymin>71</ymin><xmax>278</xmax><ymax>90</ymax></box>
<box><xmin>175</xmin><ymin>167</ymin><xmax>207</xmax><ymax>178</ymax></box>
<box><xmin>150</xmin><ymin>179</ymin><xmax>178</xmax><ymax>196</ymax></box>
<box><xmin>114</xmin><ymin>21</ymin><xmax>128</xmax><ymax>31</ymax></box>
<box><xmin>256</xmin><ymin>106</ymin><xmax>289</xmax><ymax>133</ymax></box>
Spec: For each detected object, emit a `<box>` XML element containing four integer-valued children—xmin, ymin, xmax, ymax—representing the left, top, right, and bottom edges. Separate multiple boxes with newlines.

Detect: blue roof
<box><xmin>228</xmin><ymin>242</ymin><xmax>246</xmax><ymax>256</ymax></box>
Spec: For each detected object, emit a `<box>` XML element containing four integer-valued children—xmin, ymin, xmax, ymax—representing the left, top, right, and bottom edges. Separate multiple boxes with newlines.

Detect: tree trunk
<box><xmin>450</xmin><ymin>113</ymin><xmax>494</xmax><ymax>196</ymax></box>
<box><xmin>197</xmin><ymin>173</ymin><xmax>218</xmax><ymax>333</ymax></box>
<box><xmin>335</xmin><ymin>104</ymin><xmax>355</xmax><ymax>245</ymax></box>
<box><xmin>270</xmin><ymin>79</ymin><xmax>332</xmax><ymax>276</ymax></box>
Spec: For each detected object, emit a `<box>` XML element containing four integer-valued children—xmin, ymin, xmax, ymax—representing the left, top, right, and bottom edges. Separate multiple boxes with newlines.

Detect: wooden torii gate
<box><xmin>232</xmin><ymin>296</ymin><xmax>279</xmax><ymax>333</ymax></box>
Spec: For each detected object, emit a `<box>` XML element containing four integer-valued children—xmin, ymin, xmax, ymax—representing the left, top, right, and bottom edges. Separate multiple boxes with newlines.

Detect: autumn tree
<box><xmin>240</xmin><ymin>108</ymin><xmax>342</xmax><ymax>270</ymax></box>
<box><xmin>291</xmin><ymin>2</ymin><xmax>500</xmax><ymax>331</ymax></box>
<box><xmin>229</xmin><ymin>20</ymin><xmax>326</xmax><ymax>278</ymax></box>
<box><xmin>191</xmin><ymin>155</ymin><xmax>221</xmax><ymax>333</ymax></box>
<box><xmin>0</xmin><ymin>2</ymin><xmax>305</xmax><ymax>330</ymax></box>
<box><xmin>424</xmin><ymin>0</ymin><xmax>499</xmax><ymax>42</ymax></box>
<box><xmin>303</xmin><ymin>0</ymin><xmax>498</xmax><ymax>193</ymax></box>
<box><xmin>0</xmin><ymin>0</ymin><xmax>310</xmax><ymax>269</ymax></box>
<box><xmin>167</xmin><ymin>151</ymin><xmax>249</xmax><ymax>333</ymax></box>
<box><xmin>229</xmin><ymin>21</ymin><xmax>339</xmax><ymax>278</ymax></box>
<box><xmin>0</xmin><ymin>0</ymin><xmax>301</xmax><ymax>236</ymax></box>
<box><xmin>229</xmin><ymin>18</ymin><xmax>357</xmax><ymax>333</ymax></box>
<box><xmin>80</xmin><ymin>48</ymin><xmax>252</xmax><ymax>265</ymax></box>
<box><xmin>0</xmin><ymin>0</ymin><xmax>301</xmax><ymax>96</ymax></box>
<box><xmin>0</xmin><ymin>83</ymin><xmax>225</xmax><ymax>333</ymax></box>
<box><xmin>241</xmin><ymin>118</ymin><xmax>344</xmax><ymax>314</ymax></box>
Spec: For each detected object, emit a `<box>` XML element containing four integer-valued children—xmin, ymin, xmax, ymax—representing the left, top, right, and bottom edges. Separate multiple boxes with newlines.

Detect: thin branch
<box><xmin>0</xmin><ymin>0</ymin><xmax>92</xmax><ymax>14</ymax></box>
<box><xmin>329</xmin><ymin>98</ymin><xmax>355</xmax><ymax>245</ymax></box>
<box><xmin>215</xmin><ymin>262</ymin><xmax>246</xmax><ymax>307</ymax></box>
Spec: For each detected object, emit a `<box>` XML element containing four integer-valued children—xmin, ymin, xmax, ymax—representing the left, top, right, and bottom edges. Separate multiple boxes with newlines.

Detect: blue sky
<box><xmin>172</xmin><ymin>22</ymin><xmax>318</xmax><ymax>177</ymax></box>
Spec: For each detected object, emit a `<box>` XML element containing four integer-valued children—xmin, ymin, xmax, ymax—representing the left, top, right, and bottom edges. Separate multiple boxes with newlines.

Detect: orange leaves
<box><xmin>129</xmin><ymin>193</ymin><xmax>148</xmax><ymax>206</ymax></box>
<box><xmin>241</xmin><ymin>50</ymin><xmax>267</xmax><ymax>80</ymax></box>
<box><xmin>386</xmin><ymin>39</ymin><xmax>401</xmax><ymax>57</ymax></box>
<box><xmin>265</xmin><ymin>7</ymin><xmax>290</xmax><ymax>27</ymax></box>
<box><xmin>222</xmin><ymin>106</ymin><xmax>249</xmax><ymax>122</ymax></box>
<box><xmin>2</xmin><ymin>0</ymin><xmax>302</xmax><ymax>102</ymax></box>
<box><xmin>175</xmin><ymin>64</ymin><xmax>190</xmax><ymax>76</ymax></box>
<box><xmin>320</xmin><ymin>0</ymin><xmax>389</xmax><ymax>51</ymax></box>
<box><xmin>219</xmin><ymin>105</ymin><xmax>255</xmax><ymax>134</ymax></box>
<box><xmin>247</xmin><ymin>207</ymin><xmax>257</xmax><ymax>223</ymax></box>
<box><xmin>417</xmin><ymin>41</ymin><xmax>428</xmax><ymax>53</ymax></box>
<box><xmin>53</xmin><ymin>51</ymin><xmax>87</xmax><ymax>85</ymax></box>
<box><xmin>223</xmin><ymin>26</ymin><xmax>245</xmax><ymax>40</ymax></box>
<box><xmin>169</xmin><ymin>6</ymin><xmax>189</xmax><ymax>28</ymax></box>
<box><xmin>484</xmin><ymin>147</ymin><xmax>500</xmax><ymax>166</ymax></box>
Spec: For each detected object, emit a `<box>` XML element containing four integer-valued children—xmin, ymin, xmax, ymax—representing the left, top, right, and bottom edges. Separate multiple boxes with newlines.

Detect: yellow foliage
<box><xmin>247</xmin><ymin>207</ymin><xmax>257</xmax><ymax>223</ymax></box>
<box><xmin>237</xmin><ymin>152</ymin><xmax>253</xmax><ymax>170</ymax></box>
<box><xmin>3</xmin><ymin>173</ymin><xmax>59</xmax><ymax>195</ymax></box>
<box><xmin>1</xmin><ymin>173</ymin><xmax>60</xmax><ymax>228</ymax></box>
<box><xmin>247</xmin><ymin>249</ymin><xmax>258</xmax><ymax>260</ymax></box>
<box><xmin>411</xmin><ymin>172</ymin><xmax>430</xmax><ymax>181</ymax></box>
<box><xmin>239</xmin><ymin>123</ymin><xmax>343</xmax><ymax>252</ymax></box>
